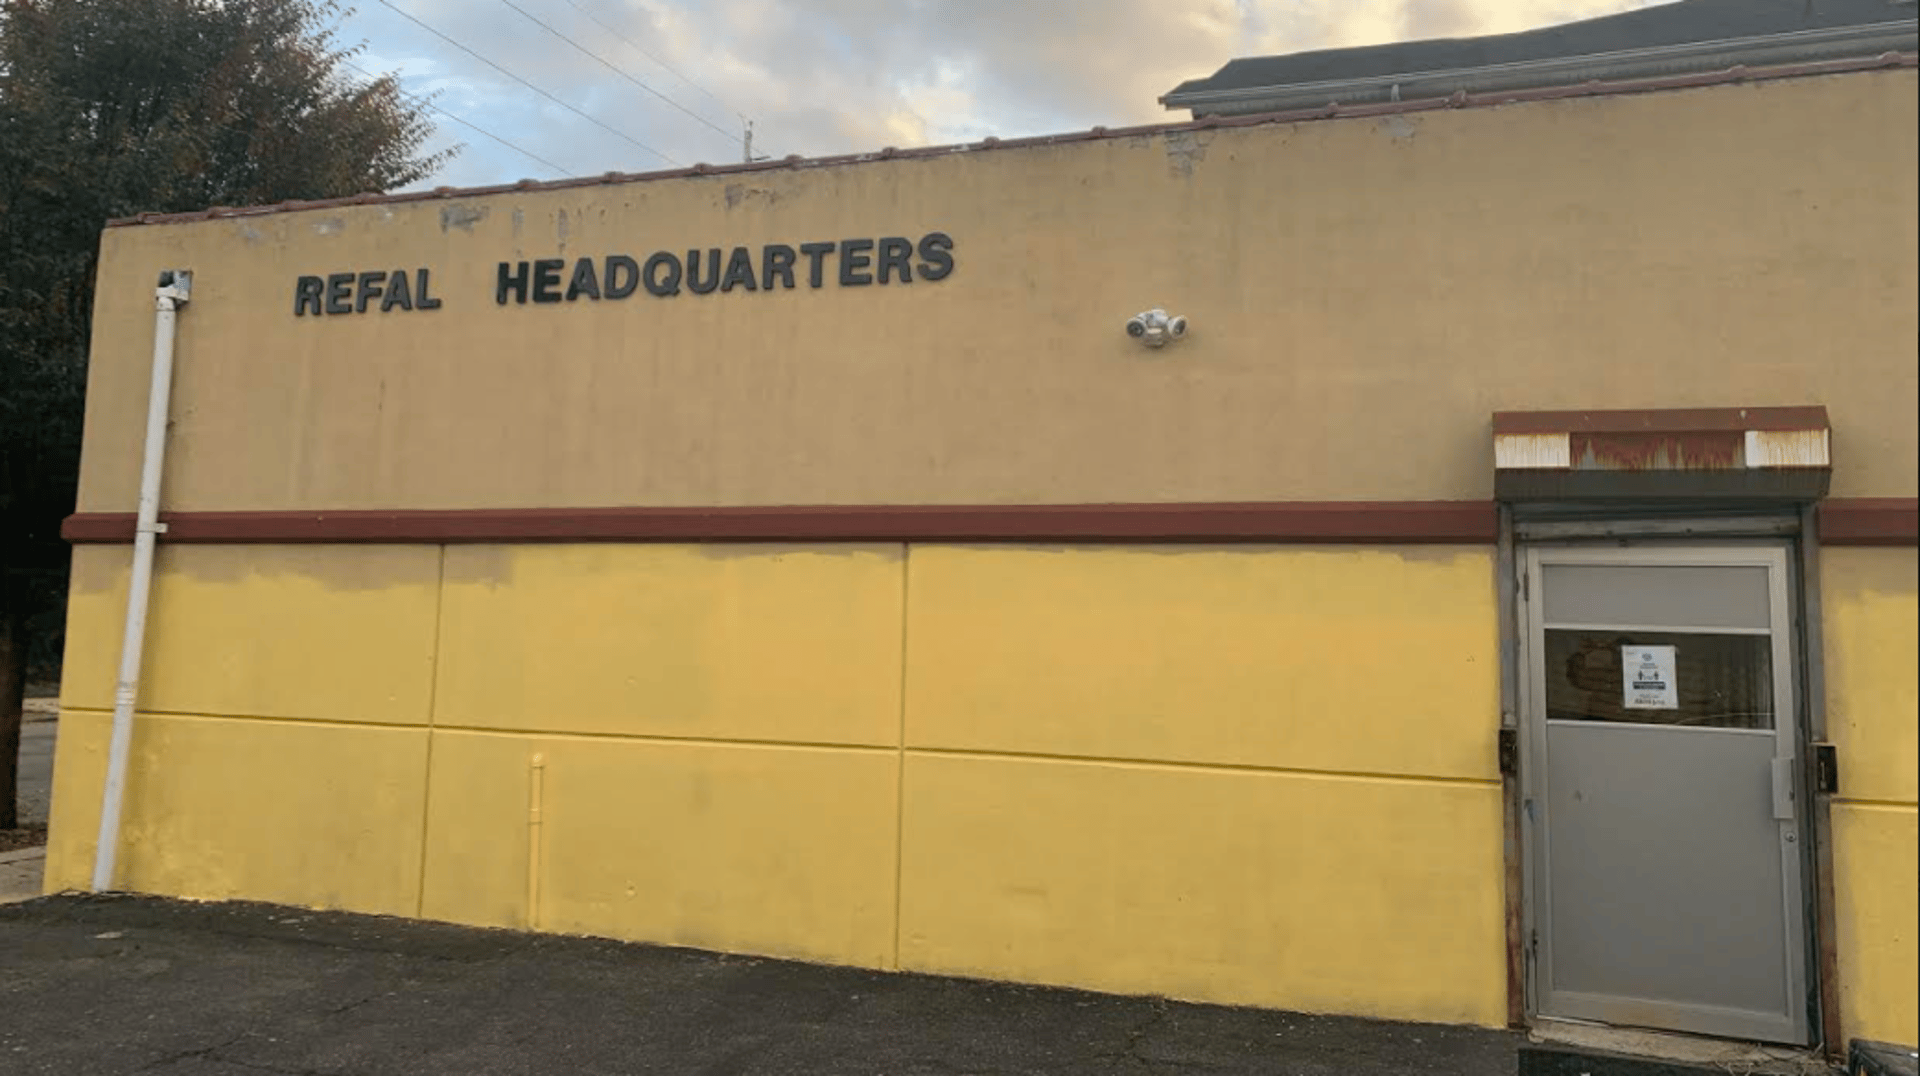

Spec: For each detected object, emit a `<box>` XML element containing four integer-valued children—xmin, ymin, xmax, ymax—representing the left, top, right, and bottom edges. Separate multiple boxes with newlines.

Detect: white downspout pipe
<box><xmin>92</xmin><ymin>269</ymin><xmax>192</xmax><ymax>893</ymax></box>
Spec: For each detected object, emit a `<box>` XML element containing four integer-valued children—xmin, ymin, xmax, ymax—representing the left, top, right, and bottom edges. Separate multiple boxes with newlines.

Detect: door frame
<box><xmin>1514</xmin><ymin>538</ymin><xmax>1813</xmax><ymax>1044</ymax></box>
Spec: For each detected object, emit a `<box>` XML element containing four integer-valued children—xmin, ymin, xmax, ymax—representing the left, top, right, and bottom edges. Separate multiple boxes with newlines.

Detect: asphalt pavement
<box><xmin>0</xmin><ymin>895</ymin><xmax>1524</xmax><ymax>1075</ymax></box>
<box><xmin>17</xmin><ymin>705</ymin><xmax>55</xmax><ymax>828</ymax></box>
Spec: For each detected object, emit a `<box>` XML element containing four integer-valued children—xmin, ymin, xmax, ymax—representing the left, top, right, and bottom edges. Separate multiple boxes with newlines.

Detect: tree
<box><xmin>0</xmin><ymin>0</ymin><xmax>451</xmax><ymax>829</ymax></box>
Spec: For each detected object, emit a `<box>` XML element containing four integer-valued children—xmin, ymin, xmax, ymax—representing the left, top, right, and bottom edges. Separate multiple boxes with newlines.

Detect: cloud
<box><xmin>334</xmin><ymin>0</ymin><xmax>1670</xmax><ymax>188</ymax></box>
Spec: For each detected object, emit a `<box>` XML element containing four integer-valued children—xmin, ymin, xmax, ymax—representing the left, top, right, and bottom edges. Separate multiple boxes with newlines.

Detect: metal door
<box><xmin>1522</xmin><ymin>544</ymin><xmax>1808</xmax><ymax>1044</ymax></box>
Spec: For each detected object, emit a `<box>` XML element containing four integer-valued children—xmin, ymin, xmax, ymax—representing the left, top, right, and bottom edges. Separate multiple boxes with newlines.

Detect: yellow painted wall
<box><xmin>899</xmin><ymin>546</ymin><xmax>1506</xmax><ymax>1021</ymax></box>
<box><xmin>74</xmin><ymin>69</ymin><xmax>1918</xmax><ymax>514</ymax></box>
<box><xmin>420</xmin><ymin>730</ymin><xmax>899</xmax><ymax>967</ymax></box>
<box><xmin>1823</xmin><ymin>548</ymin><xmax>1919</xmax><ymax>1046</ymax></box>
<box><xmin>44</xmin><ymin>710</ymin><xmax>427</xmax><ymax>912</ymax></box>
<box><xmin>432</xmin><ymin>544</ymin><xmax>903</xmax><ymax>742</ymax></box>
<box><xmin>46</xmin><ymin>541</ymin><xmax>1508</xmax><ymax>1028</ymax></box>
<box><xmin>60</xmin><ymin>543</ymin><xmax>440</xmax><ymax>723</ymax></box>
<box><xmin>899</xmin><ymin>753</ymin><xmax>1506</xmax><ymax>1024</ymax></box>
<box><xmin>904</xmin><ymin>545</ymin><xmax>1499</xmax><ymax>778</ymax></box>
<box><xmin>46</xmin><ymin>543</ymin><xmax>440</xmax><ymax>909</ymax></box>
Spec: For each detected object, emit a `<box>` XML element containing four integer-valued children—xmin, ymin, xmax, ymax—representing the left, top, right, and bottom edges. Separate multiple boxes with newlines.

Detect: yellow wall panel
<box><xmin>58</xmin><ymin>544</ymin><xmax>440</xmax><ymax>724</ymax></box>
<box><xmin>906</xmin><ymin>545</ymin><xmax>1498</xmax><ymax>780</ymax></box>
<box><xmin>46</xmin><ymin>712</ymin><xmax>427</xmax><ymax>915</ymax></box>
<box><xmin>898</xmin><ymin>752</ymin><xmax>1507</xmax><ymax>1026</ymax></box>
<box><xmin>42</xmin><ymin>709</ymin><xmax>110</xmax><ymax>894</ymax></box>
<box><xmin>1823</xmin><ymin>548</ymin><xmax>1919</xmax><ymax>806</ymax></box>
<box><xmin>418</xmin><ymin>730</ymin><xmax>536</xmax><ymax>930</ymax></box>
<box><xmin>435</xmin><ymin>544</ymin><xmax>904</xmax><ymax>744</ymax></box>
<box><xmin>421</xmin><ymin>730</ymin><xmax>898</xmax><ymax>968</ymax></box>
<box><xmin>58</xmin><ymin>547</ymin><xmax>128</xmax><ymax>714</ymax></box>
<box><xmin>1833</xmin><ymin>803</ymin><xmax>1919</xmax><ymax>1046</ymax></box>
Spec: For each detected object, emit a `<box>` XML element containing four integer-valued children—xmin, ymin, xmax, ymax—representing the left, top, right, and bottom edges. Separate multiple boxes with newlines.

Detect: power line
<box><xmin>338</xmin><ymin>60</ymin><xmax>576</xmax><ymax>178</ymax></box>
<box><xmin>497</xmin><ymin>0</ymin><xmax>740</xmax><ymax>150</ymax></box>
<box><xmin>555</xmin><ymin>0</ymin><xmax>742</xmax><ymax>123</ymax></box>
<box><xmin>372</xmin><ymin>0</ymin><xmax>677</xmax><ymax>166</ymax></box>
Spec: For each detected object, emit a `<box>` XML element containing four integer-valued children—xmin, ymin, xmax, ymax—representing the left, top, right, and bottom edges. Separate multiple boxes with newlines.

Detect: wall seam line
<box><xmin>87</xmin><ymin>710</ymin><xmax>899</xmax><ymax>751</ymax></box>
<box><xmin>56</xmin><ymin>705</ymin><xmax>1513</xmax><ymax>786</ymax></box>
<box><xmin>891</xmin><ymin>543</ymin><xmax>910</xmax><ymax>972</ymax></box>
<box><xmin>413</xmin><ymin>544</ymin><xmax>448</xmax><ymax>918</ymax></box>
<box><xmin>907</xmin><ymin>747</ymin><xmax>1504</xmax><ymax>788</ymax></box>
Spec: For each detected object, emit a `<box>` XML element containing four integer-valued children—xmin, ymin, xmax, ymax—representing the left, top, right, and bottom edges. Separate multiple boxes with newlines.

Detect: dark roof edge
<box><xmin>108</xmin><ymin>49</ymin><xmax>1917</xmax><ymax>230</ymax></box>
<box><xmin>1161</xmin><ymin>18</ymin><xmax>1916</xmax><ymax>112</ymax></box>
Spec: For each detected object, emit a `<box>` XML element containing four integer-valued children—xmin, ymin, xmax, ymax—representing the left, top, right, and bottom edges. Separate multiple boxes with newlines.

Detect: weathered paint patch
<box><xmin>1571</xmin><ymin>430</ymin><xmax>1743</xmax><ymax>471</ymax></box>
<box><xmin>1163</xmin><ymin>130</ymin><xmax>1212</xmax><ymax>177</ymax></box>
<box><xmin>1379</xmin><ymin>114</ymin><xmax>1421</xmax><ymax>142</ymax></box>
<box><xmin>55</xmin><ymin>546</ymin><xmax>441</xmax><ymax>722</ymax></box>
<box><xmin>723</xmin><ymin>184</ymin><xmax>779</xmax><ymax>209</ymax></box>
<box><xmin>440</xmin><ymin>204</ymin><xmax>488</xmax><ymax>233</ymax></box>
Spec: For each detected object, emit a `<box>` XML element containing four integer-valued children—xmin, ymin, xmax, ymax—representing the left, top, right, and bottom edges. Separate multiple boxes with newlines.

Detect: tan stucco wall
<box><xmin>76</xmin><ymin>68</ymin><xmax>1918</xmax><ymax>514</ymax></box>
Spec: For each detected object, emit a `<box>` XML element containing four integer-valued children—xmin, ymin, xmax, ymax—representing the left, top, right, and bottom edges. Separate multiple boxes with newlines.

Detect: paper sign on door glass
<box><xmin>1623</xmin><ymin>645</ymin><xmax>1679</xmax><ymax>709</ymax></box>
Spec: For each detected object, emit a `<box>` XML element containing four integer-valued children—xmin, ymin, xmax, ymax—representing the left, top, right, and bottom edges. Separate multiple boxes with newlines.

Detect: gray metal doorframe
<box><xmin>1517</xmin><ymin>540</ymin><xmax>1811</xmax><ymax>1044</ymax></box>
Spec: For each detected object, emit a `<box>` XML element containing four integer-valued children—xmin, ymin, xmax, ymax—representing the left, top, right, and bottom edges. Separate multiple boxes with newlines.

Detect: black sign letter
<box><xmin>497</xmin><ymin>262</ymin><xmax>530</xmax><ymax>305</ymax></box>
<box><xmin>415</xmin><ymin>268</ymin><xmax>442</xmax><ymax>310</ymax></box>
<box><xmin>916</xmin><ymin>232</ymin><xmax>954</xmax><ymax>281</ymax></box>
<box><xmin>382</xmin><ymin>269</ymin><xmax>414</xmax><ymax>312</ymax></box>
<box><xmin>798</xmin><ymin>242</ymin><xmax>834</xmax><ymax>289</ymax></box>
<box><xmin>876</xmin><ymin>237</ymin><xmax>913</xmax><ymax>284</ymax></box>
<box><xmin>566</xmin><ymin>257</ymin><xmax>602</xmax><ymax>301</ymax></box>
<box><xmin>604</xmin><ymin>255</ymin><xmax>640</xmax><ymax>299</ymax></box>
<box><xmin>294</xmin><ymin>276</ymin><xmax>324</xmax><ymax>316</ymax></box>
<box><xmin>325</xmin><ymin>273</ymin><xmax>353</xmax><ymax>316</ymax></box>
<box><xmin>720</xmin><ymin>246</ymin><xmax>758</xmax><ymax>292</ymax></box>
<box><xmin>838</xmin><ymin>239</ymin><xmax>874</xmax><ymax>286</ymax></box>
<box><xmin>762</xmin><ymin>245</ymin><xmax>796</xmax><ymax>289</ymax></box>
<box><xmin>686</xmin><ymin>249</ymin><xmax>721</xmax><ymax>294</ymax></box>
<box><xmin>643</xmin><ymin>252</ymin><xmax>682</xmax><ymax>297</ymax></box>
<box><xmin>354</xmin><ymin>271</ymin><xmax>387</xmax><ymax>314</ymax></box>
<box><xmin>532</xmin><ymin>259</ymin><xmax>564</xmax><ymax>304</ymax></box>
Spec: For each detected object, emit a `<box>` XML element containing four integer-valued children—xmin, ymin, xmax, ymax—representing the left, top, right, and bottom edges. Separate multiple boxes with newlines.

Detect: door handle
<box><xmin>1771</xmin><ymin>757</ymin><xmax>1796</xmax><ymax>822</ymax></box>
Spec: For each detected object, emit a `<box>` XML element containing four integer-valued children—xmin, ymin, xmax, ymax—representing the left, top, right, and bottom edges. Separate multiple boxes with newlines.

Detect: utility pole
<box><xmin>742</xmin><ymin>117</ymin><xmax>768</xmax><ymax>164</ymax></box>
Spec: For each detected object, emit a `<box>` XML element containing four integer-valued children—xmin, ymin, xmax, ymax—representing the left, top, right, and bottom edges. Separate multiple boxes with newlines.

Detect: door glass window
<box><xmin>1543</xmin><ymin>628</ymin><xmax>1774</xmax><ymax>730</ymax></box>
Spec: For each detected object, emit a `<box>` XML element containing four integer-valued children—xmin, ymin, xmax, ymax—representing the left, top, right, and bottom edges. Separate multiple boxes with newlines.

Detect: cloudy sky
<box><xmin>338</xmin><ymin>0</ymin><xmax>1676</xmax><ymax>190</ymax></box>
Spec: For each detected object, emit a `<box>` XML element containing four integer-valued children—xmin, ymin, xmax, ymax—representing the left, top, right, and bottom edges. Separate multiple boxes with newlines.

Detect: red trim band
<box><xmin>1492</xmin><ymin>407</ymin><xmax>1830</xmax><ymax>434</ymax></box>
<box><xmin>62</xmin><ymin>501</ymin><xmax>1499</xmax><ymax>545</ymax></box>
<box><xmin>60</xmin><ymin>499</ymin><xmax>1916</xmax><ymax>546</ymax></box>
<box><xmin>1818</xmin><ymin>498</ymin><xmax>1920</xmax><ymax>546</ymax></box>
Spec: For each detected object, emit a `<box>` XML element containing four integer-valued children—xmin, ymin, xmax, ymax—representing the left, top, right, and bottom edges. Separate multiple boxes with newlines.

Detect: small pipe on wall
<box><xmin>527</xmin><ymin>752</ymin><xmax>546</xmax><ymax>928</ymax></box>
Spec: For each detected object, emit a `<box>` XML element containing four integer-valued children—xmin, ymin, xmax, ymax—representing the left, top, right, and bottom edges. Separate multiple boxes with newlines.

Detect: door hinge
<box><xmin>1519</xmin><ymin>571</ymin><xmax>1529</xmax><ymax>600</ymax></box>
<box><xmin>1813</xmin><ymin>743</ymin><xmax>1839</xmax><ymax>795</ymax></box>
<box><xmin>1498</xmin><ymin>727</ymin><xmax>1519</xmax><ymax>777</ymax></box>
